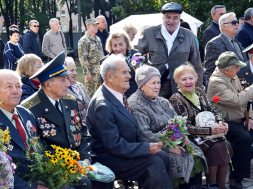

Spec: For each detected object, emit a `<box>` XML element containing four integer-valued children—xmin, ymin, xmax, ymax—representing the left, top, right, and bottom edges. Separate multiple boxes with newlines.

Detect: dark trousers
<box><xmin>74</xmin><ymin>177</ymin><xmax>114</xmax><ymax>189</ymax></box>
<box><xmin>226</xmin><ymin>121</ymin><xmax>251</xmax><ymax>178</ymax></box>
<box><xmin>115</xmin><ymin>150</ymin><xmax>174</xmax><ymax>189</ymax></box>
<box><xmin>159</xmin><ymin>79</ymin><xmax>172</xmax><ymax>100</ymax></box>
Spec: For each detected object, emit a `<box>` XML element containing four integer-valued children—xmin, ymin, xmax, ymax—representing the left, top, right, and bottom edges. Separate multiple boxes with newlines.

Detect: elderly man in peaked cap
<box><xmin>78</xmin><ymin>18</ymin><xmax>104</xmax><ymax>99</ymax></box>
<box><xmin>21</xmin><ymin>52</ymin><xmax>113</xmax><ymax>189</ymax></box>
<box><xmin>207</xmin><ymin>51</ymin><xmax>253</xmax><ymax>189</ymax></box>
<box><xmin>136</xmin><ymin>2</ymin><xmax>203</xmax><ymax>100</ymax></box>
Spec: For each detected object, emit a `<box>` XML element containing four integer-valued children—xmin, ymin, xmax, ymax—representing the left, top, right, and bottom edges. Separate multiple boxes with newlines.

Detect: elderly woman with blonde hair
<box><xmin>169</xmin><ymin>64</ymin><xmax>233</xmax><ymax>189</ymax></box>
<box><xmin>128</xmin><ymin>65</ymin><xmax>208</xmax><ymax>189</ymax></box>
<box><xmin>65</xmin><ymin>57</ymin><xmax>90</xmax><ymax>120</ymax></box>
<box><xmin>16</xmin><ymin>54</ymin><xmax>44</xmax><ymax>102</ymax></box>
<box><xmin>100</xmin><ymin>30</ymin><xmax>141</xmax><ymax>97</ymax></box>
<box><xmin>123</xmin><ymin>24</ymin><xmax>138</xmax><ymax>41</ymax></box>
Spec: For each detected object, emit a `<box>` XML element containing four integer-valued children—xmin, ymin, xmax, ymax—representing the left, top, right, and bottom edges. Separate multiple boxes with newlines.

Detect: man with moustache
<box><xmin>21</xmin><ymin>52</ymin><xmax>113</xmax><ymax>189</ymax></box>
<box><xmin>205</xmin><ymin>12</ymin><xmax>248</xmax><ymax>87</ymax></box>
<box><xmin>136</xmin><ymin>2</ymin><xmax>203</xmax><ymax>100</ymax></box>
<box><xmin>78</xmin><ymin>18</ymin><xmax>104</xmax><ymax>98</ymax></box>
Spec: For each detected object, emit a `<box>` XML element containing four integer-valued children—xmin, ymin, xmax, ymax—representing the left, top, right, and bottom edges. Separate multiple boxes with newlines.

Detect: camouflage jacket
<box><xmin>78</xmin><ymin>32</ymin><xmax>104</xmax><ymax>75</ymax></box>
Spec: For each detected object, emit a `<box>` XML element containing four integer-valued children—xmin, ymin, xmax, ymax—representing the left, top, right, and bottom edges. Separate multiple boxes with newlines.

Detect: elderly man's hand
<box><xmin>86</xmin><ymin>74</ymin><xmax>92</xmax><ymax>81</ymax></box>
<box><xmin>212</xmin><ymin>123</ymin><xmax>227</xmax><ymax>135</ymax></box>
<box><xmin>169</xmin><ymin>146</ymin><xmax>185</xmax><ymax>157</ymax></box>
<box><xmin>149</xmin><ymin>142</ymin><xmax>163</xmax><ymax>154</ymax></box>
<box><xmin>36</xmin><ymin>185</ymin><xmax>49</xmax><ymax>189</ymax></box>
<box><xmin>218</xmin><ymin>121</ymin><xmax>229</xmax><ymax>133</ymax></box>
<box><xmin>244</xmin><ymin>118</ymin><xmax>253</xmax><ymax>131</ymax></box>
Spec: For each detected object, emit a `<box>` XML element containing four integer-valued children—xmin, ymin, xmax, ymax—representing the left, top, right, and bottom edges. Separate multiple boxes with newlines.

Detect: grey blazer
<box><xmin>204</xmin><ymin>33</ymin><xmax>248</xmax><ymax>85</ymax></box>
<box><xmin>67</xmin><ymin>82</ymin><xmax>90</xmax><ymax>120</ymax></box>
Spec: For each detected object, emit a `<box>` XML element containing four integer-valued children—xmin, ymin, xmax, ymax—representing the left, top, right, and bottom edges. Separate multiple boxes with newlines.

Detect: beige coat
<box><xmin>207</xmin><ymin>67</ymin><xmax>253</xmax><ymax>122</ymax></box>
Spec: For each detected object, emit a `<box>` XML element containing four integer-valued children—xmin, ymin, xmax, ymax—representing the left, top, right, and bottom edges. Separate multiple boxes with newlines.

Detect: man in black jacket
<box><xmin>95</xmin><ymin>15</ymin><xmax>109</xmax><ymax>55</ymax></box>
<box><xmin>202</xmin><ymin>5</ymin><xmax>226</xmax><ymax>50</ymax></box>
<box><xmin>23</xmin><ymin>20</ymin><xmax>41</xmax><ymax>57</ymax></box>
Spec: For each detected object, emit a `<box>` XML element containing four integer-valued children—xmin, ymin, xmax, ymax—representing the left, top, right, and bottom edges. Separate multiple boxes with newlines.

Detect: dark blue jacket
<box><xmin>236</xmin><ymin>22</ymin><xmax>253</xmax><ymax>49</ymax></box>
<box><xmin>202</xmin><ymin>21</ymin><xmax>220</xmax><ymax>50</ymax></box>
<box><xmin>18</xmin><ymin>35</ymin><xmax>23</xmax><ymax>48</ymax></box>
<box><xmin>3</xmin><ymin>41</ymin><xmax>24</xmax><ymax>70</ymax></box>
<box><xmin>23</xmin><ymin>30</ymin><xmax>41</xmax><ymax>57</ymax></box>
<box><xmin>96</xmin><ymin>29</ymin><xmax>109</xmax><ymax>55</ymax></box>
<box><xmin>0</xmin><ymin>106</ymin><xmax>39</xmax><ymax>189</ymax></box>
<box><xmin>100</xmin><ymin>49</ymin><xmax>139</xmax><ymax>98</ymax></box>
<box><xmin>20</xmin><ymin>77</ymin><xmax>39</xmax><ymax>103</ymax></box>
<box><xmin>86</xmin><ymin>84</ymin><xmax>149</xmax><ymax>173</ymax></box>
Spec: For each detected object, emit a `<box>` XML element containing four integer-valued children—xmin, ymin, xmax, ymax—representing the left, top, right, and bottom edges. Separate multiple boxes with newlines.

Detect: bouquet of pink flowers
<box><xmin>158</xmin><ymin>116</ymin><xmax>195</xmax><ymax>154</ymax></box>
<box><xmin>130</xmin><ymin>53</ymin><xmax>148</xmax><ymax>71</ymax></box>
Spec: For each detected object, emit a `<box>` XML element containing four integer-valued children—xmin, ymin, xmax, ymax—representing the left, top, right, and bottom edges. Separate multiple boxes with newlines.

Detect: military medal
<box><xmin>45</xmin><ymin>124</ymin><xmax>50</xmax><ymax>129</ymax></box>
<box><xmin>42</xmin><ymin>130</ymin><xmax>50</xmax><ymax>137</ymax></box>
<box><xmin>51</xmin><ymin>124</ymin><xmax>55</xmax><ymax>128</ymax></box>
<box><xmin>32</xmin><ymin>125</ymin><xmax>37</xmax><ymax>132</ymax></box>
<box><xmin>37</xmin><ymin>118</ymin><xmax>41</xmax><ymax>123</ymax></box>
<box><xmin>50</xmin><ymin>129</ymin><xmax>56</xmax><ymax>136</ymax></box>
<box><xmin>40</xmin><ymin>125</ymin><xmax>45</xmax><ymax>129</ymax></box>
<box><xmin>246</xmin><ymin>72</ymin><xmax>248</xmax><ymax>75</ymax></box>
<box><xmin>78</xmin><ymin>133</ymin><xmax>81</xmax><ymax>140</ymax></box>
<box><xmin>70</xmin><ymin>125</ymin><xmax>76</xmax><ymax>132</ymax></box>
<box><xmin>71</xmin><ymin>110</ymin><xmax>75</xmax><ymax>117</ymax></box>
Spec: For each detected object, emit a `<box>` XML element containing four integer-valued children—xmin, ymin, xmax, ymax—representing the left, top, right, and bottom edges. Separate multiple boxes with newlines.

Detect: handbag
<box><xmin>195</xmin><ymin>111</ymin><xmax>224</xmax><ymax>139</ymax></box>
<box><xmin>190</xmin><ymin>183</ymin><xmax>221</xmax><ymax>189</ymax></box>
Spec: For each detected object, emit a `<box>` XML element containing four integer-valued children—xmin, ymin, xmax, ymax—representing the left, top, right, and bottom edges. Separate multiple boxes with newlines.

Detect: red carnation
<box><xmin>212</xmin><ymin>96</ymin><xmax>221</xmax><ymax>103</ymax></box>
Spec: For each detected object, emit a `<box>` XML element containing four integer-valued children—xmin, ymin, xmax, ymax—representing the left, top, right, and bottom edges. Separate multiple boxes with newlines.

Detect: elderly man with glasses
<box><xmin>204</xmin><ymin>12</ymin><xmax>248</xmax><ymax>88</ymax></box>
<box><xmin>23</xmin><ymin>20</ymin><xmax>41</xmax><ymax>57</ymax></box>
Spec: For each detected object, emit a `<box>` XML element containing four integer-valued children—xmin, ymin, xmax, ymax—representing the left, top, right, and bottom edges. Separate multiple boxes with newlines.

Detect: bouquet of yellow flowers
<box><xmin>23</xmin><ymin>139</ymin><xmax>92</xmax><ymax>189</ymax></box>
<box><xmin>0</xmin><ymin>127</ymin><xmax>16</xmax><ymax>189</ymax></box>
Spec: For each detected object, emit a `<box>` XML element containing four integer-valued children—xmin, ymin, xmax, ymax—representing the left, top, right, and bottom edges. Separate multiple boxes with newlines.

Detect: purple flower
<box><xmin>131</xmin><ymin>56</ymin><xmax>139</xmax><ymax>61</ymax></box>
<box><xmin>0</xmin><ymin>180</ymin><xmax>3</xmax><ymax>186</ymax></box>
<box><xmin>184</xmin><ymin>127</ymin><xmax>187</xmax><ymax>130</ymax></box>
<box><xmin>174</xmin><ymin>131</ymin><xmax>181</xmax><ymax>138</ymax></box>
<box><xmin>172</xmin><ymin>126</ymin><xmax>179</xmax><ymax>132</ymax></box>
<box><xmin>11</xmin><ymin>163</ymin><xmax>16</xmax><ymax>170</ymax></box>
<box><xmin>6</xmin><ymin>179</ymin><xmax>10</xmax><ymax>186</ymax></box>
<box><xmin>167</xmin><ymin>141</ymin><xmax>170</xmax><ymax>143</ymax></box>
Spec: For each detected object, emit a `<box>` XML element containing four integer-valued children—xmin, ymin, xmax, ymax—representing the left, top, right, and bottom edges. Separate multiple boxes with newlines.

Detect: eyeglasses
<box><xmin>224</xmin><ymin>20</ymin><xmax>239</xmax><ymax>26</ymax></box>
<box><xmin>33</xmin><ymin>25</ymin><xmax>39</xmax><ymax>27</ymax></box>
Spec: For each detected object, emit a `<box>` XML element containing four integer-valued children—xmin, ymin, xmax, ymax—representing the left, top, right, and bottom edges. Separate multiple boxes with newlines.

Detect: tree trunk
<box><xmin>14</xmin><ymin>0</ymin><xmax>17</xmax><ymax>24</ymax></box>
<box><xmin>48</xmin><ymin>0</ymin><xmax>51</xmax><ymax>15</ymax></box>
<box><xmin>53</xmin><ymin>0</ymin><xmax>56</xmax><ymax>17</ymax></box>
<box><xmin>66</xmin><ymin>0</ymin><xmax>73</xmax><ymax>48</ymax></box>
<box><xmin>9</xmin><ymin>0</ymin><xmax>14</xmax><ymax>24</ymax></box>
<box><xmin>0</xmin><ymin>0</ymin><xmax>10</xmax><ymax>36</ymax></box>
<box><xmin>42</xmin><ymin>0</ymin><xmax>46</xmax><ymax>13</ymax></box>
<box><xmin>33</xmin><ymin>0</ymin><xmax>36</xmax><ymax>9</ymax></box>
<box><xmin>94</xmin><ymin>0</ymin><xmax>99</xmax><ymax>17</ymax></box>
<box><xmin>19</xmin><ymin>0</ymin><xmax>25</xmax><ymax>35</ymax></box>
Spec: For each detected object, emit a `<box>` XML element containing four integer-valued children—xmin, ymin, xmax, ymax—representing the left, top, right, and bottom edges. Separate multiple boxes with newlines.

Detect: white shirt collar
<box><xmin>249</xmin><ymin>60</ymin><xmax>253</xmax><ymax>74</ymax></box>
<box><xmin>45</xmin><ymin>93</ymin><xmax>62</xmax><ymax>111</ymax></box>
<box><xmin>104</xmin><ymin>84</ymin><xmax>124</xmax><ymax>106</ymax></box>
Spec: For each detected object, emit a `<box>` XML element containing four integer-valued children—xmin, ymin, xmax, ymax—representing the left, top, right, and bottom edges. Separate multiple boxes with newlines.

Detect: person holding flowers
<box><xmin>128</xmin><ymin>65</ymin><xmax>208</xmax><ymax>189</ymax></box>
<box><xmin>0</xmin><ymin>69</ymin><xmax>48</xmax><ymax>189</ymax></box>
<box><xmin>169</xmin><ymin>63</ymin><xmax>233</xmax><ymax>189</ymax></box>
<box><xmin>100</xmin><ymin>30</ymin><xmax>146</xmax><ymax>98</ymax></box>
<box><xmin>207</xmin><ymin>51</ymin><xmax>252</xmax><ymax>189</ymax></box>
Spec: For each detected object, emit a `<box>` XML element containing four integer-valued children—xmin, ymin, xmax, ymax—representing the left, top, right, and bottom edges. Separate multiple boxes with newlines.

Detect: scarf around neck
<box><xmin>161</xmin><ymin>22</ymin><xmax>180</xmax><ymax>56</ymax></box>
<box><xmin>179</xmin><ymin>88</ymin><xmax>200</xmax><ymax>107</ymax></box>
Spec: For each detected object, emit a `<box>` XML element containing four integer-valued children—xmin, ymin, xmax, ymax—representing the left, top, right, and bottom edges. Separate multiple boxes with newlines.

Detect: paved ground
<box><xmin>114</xmin><ymin>160</ymin><xmax>253</xmax><ymax>189</ymax></box>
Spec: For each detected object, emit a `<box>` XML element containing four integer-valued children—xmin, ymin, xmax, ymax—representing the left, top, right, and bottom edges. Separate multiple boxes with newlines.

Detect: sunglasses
<box><xmin>33</xmin><ymin>25</ymin><xmax>39</xmax><ymax>27</ymax></box>
<box><xmin>224</xmin><ymin>20</ymin><xmax>239</xmax><ymax>26</ymax></box>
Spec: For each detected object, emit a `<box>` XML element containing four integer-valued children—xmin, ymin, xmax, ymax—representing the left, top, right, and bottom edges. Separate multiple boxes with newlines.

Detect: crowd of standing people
<box><xmin>0</xmin><ymin>1</ymin><xmax>252</xmax><ymax>189</ymax></box>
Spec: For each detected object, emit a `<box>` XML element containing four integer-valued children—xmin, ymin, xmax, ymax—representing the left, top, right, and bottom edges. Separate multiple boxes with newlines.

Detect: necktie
<box><xmin>232</xmin><ymin>39</ymin><xmax>244</xmax><ymax>61</ymax></box>
<box><xmin>12</xmin><ymin>114</ymin><xmax>28</xmax><ymax>149</ymax></box>
<box><xmin>55</xmin><ymin>101</ymin><xmax>63</xmax><ymax>117</ymax></box>
<box><xmin>123</xmin><ymin>94</ymin><xmax>131</xmax><ymax>113</ymax></box>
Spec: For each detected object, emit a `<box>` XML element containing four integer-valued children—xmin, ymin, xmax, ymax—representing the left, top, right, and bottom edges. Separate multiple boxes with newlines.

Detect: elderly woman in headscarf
<box><xmin>100</xmin><ymin>30</ymin><xmax>142</xmax><ymax>98</ymax></box>
<box><xmin>65</xmin><ymin>57</ymin><xmax>90</xmax><ymax>121</ymax></box>
<box><xmin>16</xmin><ymin>54</ymin><xmax>44</xmax><ymax>103</ymax></box>
<box><xmin>169</xmin><ymin>64</ymin><xmax>233</xmax><ymax>189</ymax></box>
<box><xmin>128</xmin><ymin>65</ymin><xmax>208</xmax><ymax>189</ymax></box>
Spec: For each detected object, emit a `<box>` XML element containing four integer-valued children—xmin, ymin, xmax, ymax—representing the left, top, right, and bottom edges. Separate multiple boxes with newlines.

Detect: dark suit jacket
<box><xmin>237</xmin><ymin>60</ymin><xmax>253</xmax><ymax>89</ymax></box>
<box><xmin>0</xmin><ymin>106</ymin><xmax>39</xmax><ymax>189</ymax></box>
<box><xmin>86</xmin><ymin>85</ymin><xmax>149</xmax><ymax>173</ymax></box>
<box><xmin>21</xmin><ymin>89</ymin><xmax>94</xmax><ymax>161</ymax></box>
<box><xmin>202</xmin><ymin>21</ymin><xmax>221</xmax><ymax>49</ymax></box>
<box><xmin>204</xmin><ymin>33</ymin><xmax>248</xmax><ymax>84</ymax></box>
<box><xmin>236</xmin><ymin>22</ymin><xmax>253</xmax><ymax>49</ymax></box>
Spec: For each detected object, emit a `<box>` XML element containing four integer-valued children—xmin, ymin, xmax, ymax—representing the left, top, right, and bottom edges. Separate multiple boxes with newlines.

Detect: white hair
<box><xmin>49</xmin><ymin>18</ymin><xmax>59</xmax><ymax>26</ymax></box>
<box><xmin>29</xmin><ymin>20</ymin><xmax>39</xmax><ymax>26</ymax></box>
<box><xmin>96</xmin><ymin>15</ymin><xmax>105</xmax><ymax>23</ymax></box>
<box><xmin>0</xmin><ymin>70</ymin><xmax>22</xmax><ymax>84</ymax></box>
<box><xmin>100</xmin><ymin>54</ymin><xmax>125</xmax><ymax>80</ymax></box>
<box><xmin>65</xmin><ymin>57</ymin><xmax>75</xmax><ymax>67</ymax></box>
<box><xmin>219</xmin><ymin>12</ymin><xmax>236</xmax><ymax>31</ymax></box>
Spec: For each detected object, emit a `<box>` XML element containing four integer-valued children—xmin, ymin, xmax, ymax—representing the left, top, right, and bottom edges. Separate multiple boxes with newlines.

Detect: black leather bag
<box><xmin>190</xmin><ymin>183</ymin><xmax>221</xmax><ymax>189</ymax></box>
